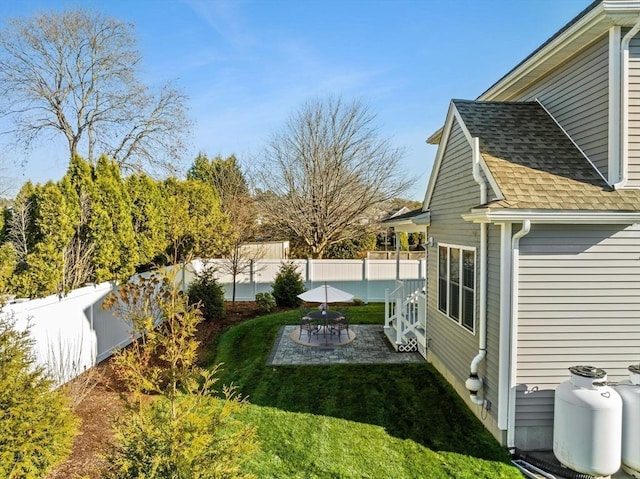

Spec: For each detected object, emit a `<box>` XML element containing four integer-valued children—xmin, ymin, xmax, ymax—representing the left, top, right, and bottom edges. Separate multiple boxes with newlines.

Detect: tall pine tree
<box><xmin>126</xmin><ymin>173</ymin><xmax>167</xmax><ymax>270</ymax></box>
<box><xmin>90</xmin><ymin>156</ymin><xmax>137</xmax><ymax>282</ymax></box>
<box><xmin>14</xmin><ymin>181</ymin><xmax>77</xmax><ymax>296</ymax></box>
<box><xmin>163</xmin><ymin>178</ymin><xmax>230</xmax><ymax>264</ymax></box>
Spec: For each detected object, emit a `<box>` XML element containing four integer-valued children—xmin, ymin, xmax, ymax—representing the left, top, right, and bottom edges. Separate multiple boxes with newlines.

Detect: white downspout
<box><xmin>465</xmin><ymin>137</ymin><xmax>488</xmax><ymax>406</ymax></box>
<box><xmin>507</xmin><ymin>220</ymin><xmax>531</xmax><ymax>449</ymax></box>
<box><xmin>609</xmin><ymin>26</ymin><xmax>621</xmax><ymax>184</ymax></box>
<box><xmin>615</xmin><ymin>18</ymin><xmax>640</xmax><ymax>189</ymax></box>
<box><xmin>497</xmin><ymin>222</ymin><xmax>513</xmax><ymax>432</ymax></box>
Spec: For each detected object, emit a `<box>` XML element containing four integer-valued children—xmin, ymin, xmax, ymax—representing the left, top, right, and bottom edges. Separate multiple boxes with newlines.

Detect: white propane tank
<box><xmin>614</xmin><ymin>365</ymin><xmax>640</xmax><ymax>478</ymax></box>
<box><xmin>553</xmin><ymin>365</ymin><xmax>622</xmax><ymax>477</ymax></box>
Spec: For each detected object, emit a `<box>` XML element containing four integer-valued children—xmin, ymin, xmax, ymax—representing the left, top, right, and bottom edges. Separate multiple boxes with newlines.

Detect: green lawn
<box><xmin>208</xmin><ymin>303</ymin><xmax>521</xmax><ymax>478</ymax></box>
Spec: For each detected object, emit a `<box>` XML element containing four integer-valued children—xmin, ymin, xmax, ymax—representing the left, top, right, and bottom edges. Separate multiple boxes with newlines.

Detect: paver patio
<box><xmin>267</xmin><ymin>324</ymin><xmax>423</xmax><ymax>365</ymax></box>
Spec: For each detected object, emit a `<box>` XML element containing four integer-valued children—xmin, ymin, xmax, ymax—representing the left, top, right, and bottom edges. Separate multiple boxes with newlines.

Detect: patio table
<box><xmin>306</xmin><ymin>310</ymin><xmax>344</xmax><ymax>343</ymax></box>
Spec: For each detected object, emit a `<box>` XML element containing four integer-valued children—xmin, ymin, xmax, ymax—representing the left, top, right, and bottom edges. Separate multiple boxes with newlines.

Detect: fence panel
<box><xmin>5</xmin><ymin>283</ymin><xmax>118</xmax><ymax>385</ymax></box>
<box><xmin>310</xmin><ymin>260</ymin><xmax>364</xmax><ymax>281</ymax></box>
<box><xmin>209</xmin><ymin>258</ymin><xmax>425</xmax><ymax>303</ymax></box>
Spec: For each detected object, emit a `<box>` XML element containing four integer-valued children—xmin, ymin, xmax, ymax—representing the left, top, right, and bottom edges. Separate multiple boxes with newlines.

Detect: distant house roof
<box><xmin>452</xmin><ymin>100</ymin><xmax>640</xmax><ymax>212</ymax></box>
<box><xmin>383</xmin><ymin>206</ymin><xmax>411</xmax><ymax>218</ymax></box>
<box><xmin>381</xmin><ymin>207</ymin><xmax>430</xmax><ymax>230</ymax></box>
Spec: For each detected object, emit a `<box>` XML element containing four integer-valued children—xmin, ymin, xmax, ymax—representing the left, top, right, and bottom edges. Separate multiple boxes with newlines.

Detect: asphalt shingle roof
<box><xmin>453</xmin><ymin>100</ymin><xmax>640</xmax><ymax>211</ymax></box>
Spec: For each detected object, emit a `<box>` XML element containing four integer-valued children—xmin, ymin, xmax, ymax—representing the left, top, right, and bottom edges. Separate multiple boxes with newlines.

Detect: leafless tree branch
<box><xmin>6</xmin><ymin>195</ymin><xmax>32</xmax><ymax>261</ymax></box>
<box><xmin>257</xmin><ymin>96</ymin><xmax>414</xmax><ymax>258</ymax></box>
<box><xmin>0</xmin><ymin>10</ymin><xmax>191</xmax><ymax>176</ymax></box>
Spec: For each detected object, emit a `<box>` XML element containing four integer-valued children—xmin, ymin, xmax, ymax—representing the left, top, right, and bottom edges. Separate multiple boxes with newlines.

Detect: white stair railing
<box><xmin>385</xmin><ymin>279</ymin><xmax>425</xmax><ymax>347</ymax></box>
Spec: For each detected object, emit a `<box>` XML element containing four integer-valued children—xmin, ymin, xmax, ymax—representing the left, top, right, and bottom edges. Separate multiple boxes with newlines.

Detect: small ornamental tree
<box><xmin>103</xmin><ymin>272</ymin><xmax>258</xmax><ymax>478</ymax></box>
<box><xmin>0</xmin><ymin>315</ymin><xmax>77</xmax><ymax>478</ymax></box>
<box><xmin>272</xmin><ymin>261</ymin><xmax>305</xmax><ymax>308</ymax></box>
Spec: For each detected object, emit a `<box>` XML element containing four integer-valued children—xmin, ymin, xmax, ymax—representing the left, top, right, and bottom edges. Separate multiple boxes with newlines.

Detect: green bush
<box><xmin>105</xmin><ymin>273</ymin><xmax>259</xmax><ymax>478</ymax></box>
<box><xmin>0</xmin><ymin>315</ymin><xmax>77</xmax><ymax>478</ymax></box>
<box><xmin>271</xmin><ymin>261</ymin><xmax>305</xmax><ymax>308</ymax></box>
<box><xmin>255</xmin><ymin>292</ymin><xmax>275</xmax><ymax>313</ymax></box>
<box><xmin>187</xmin><ymin>266</ymin><xmax>225</xmax><ymax>320</ymax></box>
<box><xmin>106</xmin><ymin>378</ymin><xmax>258</xmax><ymax>479</ymax></box>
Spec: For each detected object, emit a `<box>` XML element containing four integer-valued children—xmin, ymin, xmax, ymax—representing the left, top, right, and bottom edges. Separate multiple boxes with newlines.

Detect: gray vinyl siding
<box><xmin>515</xmin><ymin>224</ymin><xmax>640</xmax><ymax>433</ymax></box>
<box><xmin>426</xmin><ymin>119</ymin><xmax>490</xmax><ymax>411</ymax></box>
<box><xmin>516</xmin><ymin>35</ymin><xmax>609</xmax><ymax>177</ymax></box>
<box><xmin>628</xmin><ymin>35</ymin><xmax>640</xmax><ymax>186</ymax></box>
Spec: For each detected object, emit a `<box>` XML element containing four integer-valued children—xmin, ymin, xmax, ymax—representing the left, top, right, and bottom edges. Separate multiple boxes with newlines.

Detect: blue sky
<box><xmin>0</xmin><ymin>0</ymin><xmax>588</xmax><ymax>200</ymax></box>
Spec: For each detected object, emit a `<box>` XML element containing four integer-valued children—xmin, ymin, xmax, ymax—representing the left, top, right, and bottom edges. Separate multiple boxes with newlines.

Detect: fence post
<box><xmin>363</xmin><ymin>258</ymin><xmax>369</xmax><ymax>303</ymax></box>
<box><xmin>250</xmin><ymin>259</ymin><xmax>256</xmax><ymax>300</ymax></box>
<box><xmin>384</xmin><ymin>288</ymin><xmax>389</xmax><ymax>326</ymax></box>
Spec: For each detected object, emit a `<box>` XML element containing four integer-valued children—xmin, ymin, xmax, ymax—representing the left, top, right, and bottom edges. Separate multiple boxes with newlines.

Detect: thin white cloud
<box><xmin>180</xmin><ymin>0</ymin><xmax>255</xmax><ymax>50</ymax></box>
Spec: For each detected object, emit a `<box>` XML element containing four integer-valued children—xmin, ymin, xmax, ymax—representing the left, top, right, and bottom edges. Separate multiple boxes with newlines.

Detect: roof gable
<box><xmin>453</xmin><ymin>100</ymin><xmax>640</xmax><ymax>211</ymax></box>
<box><xmin>424</xmin><ymin>101</ymin><xmax>504</xmax><ymax>210</ymax></box>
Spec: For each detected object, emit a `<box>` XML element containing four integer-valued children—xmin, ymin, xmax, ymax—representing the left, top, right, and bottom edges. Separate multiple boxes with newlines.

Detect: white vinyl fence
<box><xmin>1</xmin><ymin>259</ymin><xmax>424</xmax><ymax>385</ymax></box>
<box><xmin>195</xmin><ymin>258</ymin><xmax>426</xmax><ymax>303</ymax></box>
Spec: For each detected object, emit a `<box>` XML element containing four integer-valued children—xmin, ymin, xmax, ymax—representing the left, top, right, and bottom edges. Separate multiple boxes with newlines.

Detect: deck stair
<box><xmin>384</xmin><ymin>279</ymin><xmax>426</xmax><ymax>358</ymax></box>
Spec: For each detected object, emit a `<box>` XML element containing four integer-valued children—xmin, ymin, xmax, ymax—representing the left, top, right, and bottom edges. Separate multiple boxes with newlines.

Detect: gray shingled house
<box><xmin>384</xmin><ymin>0</ymin><xmax>640</xmax><ymax>452</ymax></box>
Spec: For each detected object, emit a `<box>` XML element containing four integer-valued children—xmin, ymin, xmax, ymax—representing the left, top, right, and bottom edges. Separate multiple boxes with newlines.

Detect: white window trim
<box><xmin>437</xmin><ymin>243</ymin><xmax>476</xmax><ymax>334</ymax></box>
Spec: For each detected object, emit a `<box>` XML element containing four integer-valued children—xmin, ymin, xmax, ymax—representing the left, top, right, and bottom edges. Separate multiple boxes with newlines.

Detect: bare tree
<box><xmin>62</xmin><ymin>191</ymin><xmax>94</xmax><ymax>290</ymax></box>
<box><xmin>212</xmin><ymin>194</ymin><xmax>265</xmax><ymax>305</ymax></box>
<box><xmin>0</xmin><ymin>10</ymin><xmax>190</xmax><ymax>176</ymax></box>
<box><xmin>6</xmin><ymin>195</ymin><xmax>31</xmax><ymax>261</ymax></box>
<box><xmin>258</xmin><ymin>96</ymin><xmax>414</xmax><ymax>258</ymax></box>
<box><xmin>0</xmin><ymin>160</ymin><xmax>15</xmax><ymax>197</ymax></box>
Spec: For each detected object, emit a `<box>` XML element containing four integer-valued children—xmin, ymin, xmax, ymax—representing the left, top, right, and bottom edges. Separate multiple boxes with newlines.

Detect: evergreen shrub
<box><xmin>187</xmin><ymin>266</ymin><xmax>225</xmax><ymax>320</ymax></box>
<box><xmin>104</xmin><ymin>272</ymin><xmax>258</xmax><ymax>479</ymax></box>
<box><xmin>107</xmin><ymin>387</ymin><xmax>258</xmax><ymax>479</ymax></box>
<box><xmin>272</xmin><ymin>261</ymin><xmax>305</xmax><ymax>308</ymax></box>
<box><xmin>0</xmin><ymin>315</ymin><xmax>77</xmax><ymax>478</ymax></box>
<box><xmin>255</xmin><ymin>292</ymin><xmax>275</xmax><ymax>313</ymax></box>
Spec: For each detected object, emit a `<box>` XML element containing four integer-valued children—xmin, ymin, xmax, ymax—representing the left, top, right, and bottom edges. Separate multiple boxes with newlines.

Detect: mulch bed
<box><xmin>46</xmin><ymin>301</ymin><xmax>264</xmax><ymax>479</ymax></box>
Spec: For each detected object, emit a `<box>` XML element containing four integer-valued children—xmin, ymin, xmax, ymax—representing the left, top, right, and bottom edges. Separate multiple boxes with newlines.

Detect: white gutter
<box><xmin>507</xmin><ymin>220</ymin><xmax>531</xmax><ymax>449</ymax></box>
<box><xmin>615</xmin><ymin>17</ymin><xmax>640</xmax><ymax>189</ymax></box>
<box><xmin>462</xmin><ymin>209</ymin><xmax>640</xmax><ymax>225</ymax></box>
<box><xmin>497</xmin><ymin>222</ymin><xmax>513</xmax><ymax>431</ymax></box>
<box><xmin>465</xmin><ymin>137</ymin><xmax>488</xmax><ymax>407</ymax></box>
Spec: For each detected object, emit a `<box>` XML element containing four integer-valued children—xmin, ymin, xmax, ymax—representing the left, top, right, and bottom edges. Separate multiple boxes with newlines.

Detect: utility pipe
<box><xmin>615</xmin><ymin>18</ymin><xmax>640</xmax><ymax>189</ymax></box>
<box><xmin>507</xmin><ymin>220</ymin><xmax>531</xmax><ymax>449</ymax></box>
<box><xmin>466</xmin><ymin>137</ymin><xmax>488</xmax><ymax>406</ymax></box>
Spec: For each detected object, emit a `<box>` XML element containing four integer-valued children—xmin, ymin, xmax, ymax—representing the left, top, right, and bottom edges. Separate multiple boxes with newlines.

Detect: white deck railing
<box><xmin>384</xmin><ymin>279</ymin><xmax>427</xmax><ymax>355</ymax></box>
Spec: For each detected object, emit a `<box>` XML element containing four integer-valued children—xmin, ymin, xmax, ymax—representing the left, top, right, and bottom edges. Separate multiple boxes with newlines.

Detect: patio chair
<box><xmin>330</xmin><ymin>313</ymin><xmax>349</xmax><ymax>341</ymax></box>
<box><xmin>299</xmin><ymin>314</ymin><xmax>319</xmax><ymax>339</ymax></box>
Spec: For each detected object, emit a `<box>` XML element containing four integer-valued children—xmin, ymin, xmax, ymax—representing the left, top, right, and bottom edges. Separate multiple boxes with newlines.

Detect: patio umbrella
<box><xmin>297</xmin><ymin>283</ymin><xmax>354</xmax><ymax>304</ymax></box>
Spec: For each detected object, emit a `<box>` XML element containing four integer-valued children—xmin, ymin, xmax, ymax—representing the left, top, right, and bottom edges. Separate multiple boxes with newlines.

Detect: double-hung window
<box><xmin>438</xmin><ymin>244</ymin><xmax>475</xmax><ymax>332</ymax></box>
